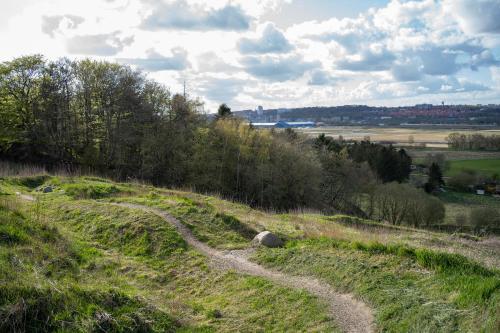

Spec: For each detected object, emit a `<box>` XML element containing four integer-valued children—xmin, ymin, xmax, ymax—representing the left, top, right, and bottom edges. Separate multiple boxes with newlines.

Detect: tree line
<box><xmin>446</xmin><ymin>133</ymin><xmax>500</xmax><ymax>151</ymax></box>
<box><xmin>1</xmin><ymin>55</ymin><xmax>444</xmax><ymax>223</ymax></box>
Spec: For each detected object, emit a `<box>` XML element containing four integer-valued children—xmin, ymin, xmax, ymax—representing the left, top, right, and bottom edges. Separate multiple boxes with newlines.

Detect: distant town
<box><xmin>233</xmin><ymin>104</ymin><xmax>500</xmax><ymax>128</ymax></box>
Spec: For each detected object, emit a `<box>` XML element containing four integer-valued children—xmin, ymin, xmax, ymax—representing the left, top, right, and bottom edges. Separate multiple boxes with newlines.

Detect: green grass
<box><xmin>2</xmin><ymin>175</ymin><xmax>500</xmax><ymax>332</ymax></box>
<box><xmin>438</xmin><ymin>191</ymin><xmax>500</xmax><ymax>227</ymax></box>
<box><xmin>0</xmin><ymin>179</ymin><xmax>337</xmax><ymax>332</ymax></box>
<box><xmin>110</xmin><ymin>193</ymin><xmax>260</xmax><ymax>249</ymax></box>
<box><xmin>109</xmin><ymin>189</ymin><xmax>500</xmax><ymax>331</ymax></box>
<box><xmin>253</xmin><ymin>238</ymin><xmax>500</xmax><ymax>332</ymax></box>
<box><xmin>0</xmin><ymin>199</ymin><xmax>181</xmax><ymax>332</ymax></box>
<box><xmin>446</xmin><ymin>159</ymin><xmax>500</xmax><ymax>177</ymax></box>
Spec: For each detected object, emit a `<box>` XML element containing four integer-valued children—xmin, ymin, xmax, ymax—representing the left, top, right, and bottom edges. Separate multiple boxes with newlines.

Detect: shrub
<box><xmin>10</xmin><ymin>175</ymin><xmax>50</xmax><ymax>189</ymax></box>
<box><xmin>455</xmin><ymin>214</ymin><xmax>468</xmax><ymax>226</ymax></box>
<box><xmin>470</xmin><ymin>207</ymin><xmax>500</xmax><ymax>229</ymax></box>
<box><xmin>371</xmin><ymin>183</ymin><xmax>445</xmax><ymax>227</ymax></box>
<box><xmin>448</xmin><ymin>171</ymin><xmax>477</xmax><ymax>192</ymax></box>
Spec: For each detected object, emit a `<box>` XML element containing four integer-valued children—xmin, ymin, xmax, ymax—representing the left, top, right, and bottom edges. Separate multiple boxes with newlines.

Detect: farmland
<box><xmin>446</xmin><ymin>159</ymin><xmax>500</xmax><ymax>177</ymax></box>
<box><xmin>300</xmin><ymin>126</ymin><xmax>500</xmax><ymax>148</ymax></box>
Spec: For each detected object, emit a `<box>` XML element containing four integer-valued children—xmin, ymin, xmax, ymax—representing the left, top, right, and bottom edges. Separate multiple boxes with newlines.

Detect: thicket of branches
<box><xmin>1</xmin><ymin>55</ymin><xmax>442</xmax><ymax>219</ymax></box>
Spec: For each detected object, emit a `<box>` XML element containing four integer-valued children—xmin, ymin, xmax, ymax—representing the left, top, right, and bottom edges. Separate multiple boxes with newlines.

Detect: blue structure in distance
<box><xmin>251</xmin><ymin>121</ymin><xmax>316</xmax><ymax>128</ymax></box>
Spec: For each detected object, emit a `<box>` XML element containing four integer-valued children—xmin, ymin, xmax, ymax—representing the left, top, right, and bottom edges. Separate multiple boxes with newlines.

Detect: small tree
<box><xmin>216</xmin><ymin>103</ymin><xmax>232</xmax><ymax>119</ymax></box>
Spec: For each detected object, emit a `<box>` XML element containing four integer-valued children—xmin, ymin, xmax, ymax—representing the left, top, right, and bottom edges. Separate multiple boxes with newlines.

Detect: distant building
<box><xmin>257</xmin><ymin>105</ymin><xmax>264</xmax><ymax>116</ymax></box>
<box><xmin>275</xmin><ymin>121</ymin><xmax>315</xmax><ymax>128</ymax></box>
<box><xmin>251</xmin><ymin>121</ymin><xmax>316</xmax><ymax>129</ymax></box>
<box><xmin>250</xmin><ymin>122</ymin><xmax>276</xmax><ymax>128</ymax></box>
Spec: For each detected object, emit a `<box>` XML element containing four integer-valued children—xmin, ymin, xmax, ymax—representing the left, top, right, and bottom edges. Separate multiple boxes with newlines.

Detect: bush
<box><xmin>371</xmin><ymin>183</ymin><xmax>445</xmax><ymax>227</ymax></box>
<box><xmin>455</xmin><ymin>214</ymin><xmax>468</xmax><ymax>226</ymax></box>
<box><xmin>448</xmin><ymin>171</ymin><xmax>477</xmax><ymax>192</ymax></box>
<box><xmin>470</xmin><ymin>207</ymin><xmax>500</xmax><ymax>229</ymax></box>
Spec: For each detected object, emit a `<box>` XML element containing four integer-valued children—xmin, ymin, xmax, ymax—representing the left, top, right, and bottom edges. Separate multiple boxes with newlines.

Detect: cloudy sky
<box><xmin>2</xmin><ymin>0</ymin><xmax>500</xmax><ymax>112</ymax></box>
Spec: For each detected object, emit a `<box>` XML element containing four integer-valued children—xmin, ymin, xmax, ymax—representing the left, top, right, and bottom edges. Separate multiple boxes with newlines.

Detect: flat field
<box><xmin>300</xmin><ymin>126</ymin><xmax>500</xmax><ymax>148</ymax></box>
<box><xmin>446</xmin><ymin>159</ymin><xmax>500</xmax><ymax>177</ymax></box>
<box><xmin>408</xmin><ymin>149</ymin><xmax>500</xmax><ymax>161</ymax></box>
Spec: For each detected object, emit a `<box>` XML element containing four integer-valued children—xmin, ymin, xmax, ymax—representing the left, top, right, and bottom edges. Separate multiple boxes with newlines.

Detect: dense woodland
<box><xmin>1</xmin><ymin>55</ymin><xmax>445</xmax><ymax>226</ymax></box>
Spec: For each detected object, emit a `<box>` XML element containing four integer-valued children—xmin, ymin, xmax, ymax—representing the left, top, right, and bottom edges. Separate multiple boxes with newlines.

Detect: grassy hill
<box><xmin>0</xmin><ymin>175</ymin><xmax>499</xmax><ymax>332</ymax></box>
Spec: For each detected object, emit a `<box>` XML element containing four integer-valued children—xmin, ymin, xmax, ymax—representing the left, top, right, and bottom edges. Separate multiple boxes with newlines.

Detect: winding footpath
<box><xmin>116</xmin><ymin>203</ymin><xmax>374</xmax><ymax>333</ymax></box>
<box><xmin>15</xmin><ymin>193</ymin><xmax>374</xmax><ymax>333</ymax></box>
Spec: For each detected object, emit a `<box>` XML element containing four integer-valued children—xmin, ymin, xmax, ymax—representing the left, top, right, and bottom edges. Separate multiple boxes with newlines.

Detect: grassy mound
<box><xmin>0</xmin><ymin>200</ymin><xmax>181</xmax><ymax>332</ymax></box>
<box><xmin>112</xmin><ymin>193</ymin><xmax>259</xmax><ymax>249</ymax></box>
<box><xmin>0</xmin><ymin>287</ymin><xmax>179</xmax><ymax>332</ymax></box>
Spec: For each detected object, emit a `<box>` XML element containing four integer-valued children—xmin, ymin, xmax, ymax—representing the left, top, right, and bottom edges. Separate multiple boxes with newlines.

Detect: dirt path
<box><xmin>15</xmin><ymin>192</ymin><xmax>36</xmax><ymax>202</ymax></box>
<box><xmin>116</xmin><ymin>203</ymin><xmax>374</xmax><ymax>333</ymax></box>
<box><xmin>13</xmin><ymin>192</ymin><xmax>374</xmax><ymax>333</ymax></box>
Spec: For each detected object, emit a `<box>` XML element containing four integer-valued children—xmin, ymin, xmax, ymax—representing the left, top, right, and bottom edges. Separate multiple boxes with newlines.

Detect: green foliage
<box><xmin>314</xmin><ymin>134</ymin><xmax>413</xmax><ymax>183</ymax></box>
<box><xmin>189</xmin><ymin>119</ymin><xmax>322</xmax><ymax>211</ymax></box>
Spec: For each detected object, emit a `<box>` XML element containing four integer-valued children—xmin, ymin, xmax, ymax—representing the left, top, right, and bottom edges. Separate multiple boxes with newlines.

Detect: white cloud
<box><xmin>140</xmin><ymin>1</ymin><xmax>250</xmax><ymax>31</ymax></box>
<box><xmin>66</xmin><ymin>32</ymin><xmax>134</xmax><ymax>56</ymax></box>
<box><xmin>119</xmin><ymin>48</ymin><xmax>190</xmax><ymax>71</ymax></box>
<box><xmin>240</xmin><ymin>54</ymin><xmax>319</xmax><ymax>81</ymax></box>
<box><xmin>1</xmin><ymin>0</ymin><xmax>500</xmax><ymax>110</ymax></box>
<box><xmin>42</xmin><ymin>15</ymin><xmax>84</xmax><ymax>37</ymax></box>
<box><xmin>445</xmin><ymin>0</ymin><xmax>500</xmax><ymax>35</ymax></box>
<box><xmin>238</xmin><ymin>23</ymin><xmax>293</xmax><ymax>54</ymax></box>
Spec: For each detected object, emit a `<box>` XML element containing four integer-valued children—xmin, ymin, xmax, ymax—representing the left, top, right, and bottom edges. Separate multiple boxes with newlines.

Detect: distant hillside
<box><xmin>234</xmin><ymin>104</ymin><xmax>500</xmax><ymax>126</ymax></box>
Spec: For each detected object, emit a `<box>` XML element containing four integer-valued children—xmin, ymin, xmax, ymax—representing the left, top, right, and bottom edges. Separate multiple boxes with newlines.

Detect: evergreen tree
<box><xmin>216</xmin><ymin>103</ymin><xmax>232</xmax><ymax>118</ymax></box>
<box><xmin>425</xmin><ymin>162</ymin><xmax>444</xmax><ymax>193</ymax></box>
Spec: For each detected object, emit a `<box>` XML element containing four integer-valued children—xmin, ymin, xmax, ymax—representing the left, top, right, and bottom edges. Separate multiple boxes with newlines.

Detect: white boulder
<box><xmin>252</xmin><ymin>231</ymin><xmax>283</xmax><ymax>248</ymax></box>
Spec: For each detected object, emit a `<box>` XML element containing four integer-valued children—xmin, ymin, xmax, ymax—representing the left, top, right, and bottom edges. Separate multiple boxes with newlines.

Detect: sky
<box><xmin>1</xmin><ymin>0</ymin><xmax>500</xmax><ymax>112</ymax></box>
